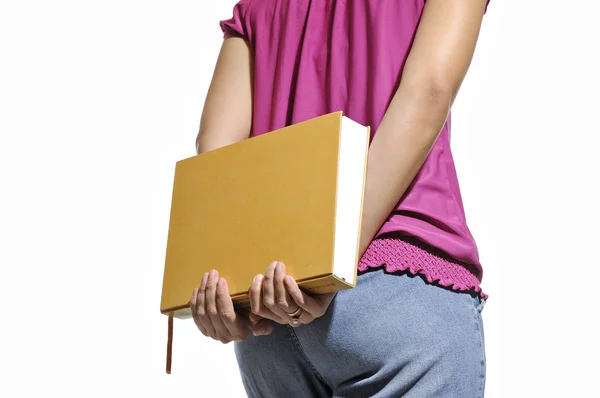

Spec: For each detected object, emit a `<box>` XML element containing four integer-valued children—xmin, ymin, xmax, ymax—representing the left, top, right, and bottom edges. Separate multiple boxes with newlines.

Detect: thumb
<box><xmin>253</xmin><ymin>318</ymin><xmax>273</xmax><ymax>336</ymax></box>
<box><xmin>249</xmin><ymin>311</ymin><xmax>263</xmax><ymax>326</ymax></box>
<box><xmin>315</xmin><ymin>291</ymin><xmax>338</xmax><ymax>307</ymax></box>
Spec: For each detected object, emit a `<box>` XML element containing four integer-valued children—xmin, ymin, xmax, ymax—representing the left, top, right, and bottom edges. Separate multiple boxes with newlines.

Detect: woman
<box><xmin>190</xmin><ymin>0</ymin><xmax>490</xmax><ymax>396</ymax></box>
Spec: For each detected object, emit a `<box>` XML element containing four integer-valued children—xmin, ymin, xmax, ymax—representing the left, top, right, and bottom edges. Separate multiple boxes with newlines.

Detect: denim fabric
<box><xmin>234</xmin><ymin>268</ymin><xmax>487</xmax><ymax>397</ymax></box>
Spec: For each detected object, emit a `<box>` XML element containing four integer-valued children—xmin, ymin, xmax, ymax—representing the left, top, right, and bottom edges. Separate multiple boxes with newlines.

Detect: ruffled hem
<box><xmin>358</xmin><ymin>237</ymin><xmax>489</xmax><ymax>300</ymax></box>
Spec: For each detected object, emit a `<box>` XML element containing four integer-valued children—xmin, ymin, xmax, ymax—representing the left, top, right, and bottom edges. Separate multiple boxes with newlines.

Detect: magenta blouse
<box><xmin>219</xmin><ymin>0</ymin><xmax>490</xmax><ymax>299</ymax></box>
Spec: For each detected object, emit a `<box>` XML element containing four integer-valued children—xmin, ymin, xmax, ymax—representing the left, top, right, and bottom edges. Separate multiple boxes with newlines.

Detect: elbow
<box><xmin>195</xmin><ymin>129</ymin><xmax>211</xmax><ymax>155</ymax></box>
<box><xmin>424</xmin><ymin>82</ymin><xmax>454</xmax><ymax>109</ymax></box>
<box><xmin>403</xmin><ymin>74</ymin><xmax>457</xmax><ymax>112</ymax></box>
<box><xmin>195</xmin><ymin>130</ymin><xmax>215</xmax><ymax>155</ymax></box>
<box><xmin>417</xmin><ymin>81</ymin><xmax>455</xmax><ymax>112</ymax></box>
<box><xmin>195</xmin><ymin>132</ymin><xmax>201</xmax><ymax>155</ymax></box>
<box><xmin>195</xmin><ymin>130</ymin><xmax>217</xmax><ymax>155</ymax></box>
<box><xmin>195</xmin><ymin>128</ymin><xmax>248</xmax><ymax>155</ymax></box>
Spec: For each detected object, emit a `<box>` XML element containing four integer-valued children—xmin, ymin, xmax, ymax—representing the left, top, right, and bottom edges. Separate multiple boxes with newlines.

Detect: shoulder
<box><xmin>220</xmin><ymin>0</ymin><xmax>311</xmax><ymax>43</ymax></box>
<box><xmin>219</xmin><ymin>0</ymin><xmax>277</xmax><ymax>42</ymax></box>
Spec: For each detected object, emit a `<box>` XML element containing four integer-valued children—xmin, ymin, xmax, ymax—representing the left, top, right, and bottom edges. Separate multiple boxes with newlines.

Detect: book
<box><xmin>160</xmin><ymin>111</ymin><xmax>370</xmax><ymax>373</ymax></box>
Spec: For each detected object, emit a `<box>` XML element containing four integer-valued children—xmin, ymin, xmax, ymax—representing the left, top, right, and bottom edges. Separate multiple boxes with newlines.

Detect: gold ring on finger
<box><xmin>286</xmin><ymin>307</ymin><xmax>303</xmax><ymax>325</ymax></box>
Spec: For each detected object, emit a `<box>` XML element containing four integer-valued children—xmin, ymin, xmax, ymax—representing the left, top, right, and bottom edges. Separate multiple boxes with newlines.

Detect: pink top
<box><xmin>220</xmin><ymin>0</ymin><xmax>489</xmax><ymax>299</ymax></box>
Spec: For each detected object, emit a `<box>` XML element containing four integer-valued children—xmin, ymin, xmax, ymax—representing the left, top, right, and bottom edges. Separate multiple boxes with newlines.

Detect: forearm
<box><xmin>358</xmin><ymin>83</ymin><xmax>453</xmax><ymax>258</ymax></box>
<box><xmin>356</xmin><ymin>0</ymin><xmax>485</xmax><ymax>258</ymax></box>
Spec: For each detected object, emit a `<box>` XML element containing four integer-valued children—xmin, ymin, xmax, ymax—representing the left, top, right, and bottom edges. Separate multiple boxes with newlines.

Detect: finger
<box><xmin>216</xmin><ymin>278</ymin><xmax>251</xmax><ymax>341</ymax></box>
<box><xmin>205</xmin><ymin>270</ymin><xmax>231</xmax><ymax>343</ymax></box>
<box><xmin>190</xmin><ymin>286</ymin><xmax>198</xmax><ymax>316</ymax></box>
<box><xmin>288</xmin><ymin>299</ymin><xmax>315</xmax><ymax>327</ymax></box>
<box><xmin>249</xmin><ymin>273</ymin><xmax>286</xmax><ymax>323</ymax></box>
<box><xmin>263</xmin><ymin>261</ymin><xmax>294</xmax><ymax>323</ymax></box>
<box><xmin>274</xmin><ymin>262</ymin><xmax>297</xmax><ymax>313</ymax></box>
<box><xmin>249</xmin><ymin>274</ymin><xmax>265</xmax><ymax>315</ymax></box>
<box><xmin>262</xmin><ymin>261</ymin><xmax>278</xmax><ymax>311</ymax></box>
<box><xmin>190</xmin><ymin>286</ymin><xmax>207</xmax><ymax>335</ymax></box>
<box><xmin>195</xmin><ymin>272</ymin><xmax>215</xmax><ymax>337</ymax></box>
<box><xmin>283</xmin><ymin>275</ymin><xmax>322</xmax><ymax>317</ymax></box>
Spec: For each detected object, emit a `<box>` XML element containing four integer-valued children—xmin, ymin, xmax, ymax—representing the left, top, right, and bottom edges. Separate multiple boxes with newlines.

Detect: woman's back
<box><xmin>222</xmin><ymin>0</ymin><xmax>484</xmax><ymax>280</ymax></box>
<box><xmin>192</xmin><ymin>1</ymin><xmax>491</xmax><ymax>394</ymax></box>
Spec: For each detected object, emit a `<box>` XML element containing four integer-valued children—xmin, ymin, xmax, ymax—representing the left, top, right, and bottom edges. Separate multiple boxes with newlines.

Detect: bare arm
<box><xmin>195</xmin><ymin>36</ymin><xmax>253</xmax><ymax>154</ymax></box>
<box><xmin>358</xmin><ymin>0</ymin><xmax>488</xmax><ymax>257</ymax></box>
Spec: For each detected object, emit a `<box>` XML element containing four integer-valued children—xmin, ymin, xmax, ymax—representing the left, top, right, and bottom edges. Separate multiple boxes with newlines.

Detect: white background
<box><xmin>1</xmin><ymin>0</ymin><xmax>599</xmax><ymax>397</ymax></box>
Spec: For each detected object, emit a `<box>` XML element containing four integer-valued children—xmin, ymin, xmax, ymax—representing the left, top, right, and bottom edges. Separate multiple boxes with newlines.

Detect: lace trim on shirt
<box><xmin>358</xmin><ymin>237</ymin><xmax>488</xmax><ymax>300</ymax></box>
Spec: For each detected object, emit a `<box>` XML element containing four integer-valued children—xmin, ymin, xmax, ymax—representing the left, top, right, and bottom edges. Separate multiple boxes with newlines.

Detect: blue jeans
<box><xmin>234</xmin><ymin>268</ymin><xmax>487</xmax><ymax>397</ymax></box>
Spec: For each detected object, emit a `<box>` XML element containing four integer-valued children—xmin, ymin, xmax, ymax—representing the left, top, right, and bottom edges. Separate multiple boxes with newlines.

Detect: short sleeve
<box><xmin>424</xmin><ymin>0</ymin><xmax>491</xmax><ymax>14</ymax></box>
<box><xmin>219</xmin><ymin>0</ymin><xmax>254</xmax><ymax>40</ymax></box>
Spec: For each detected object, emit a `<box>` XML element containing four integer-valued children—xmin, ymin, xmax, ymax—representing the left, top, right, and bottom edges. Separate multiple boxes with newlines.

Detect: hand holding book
<box><xmin>190</xmin><ymin>269</ymin><xmax>254</xmax><ymax>344</ymax></box>
<box><xmin>248</xmin><ymin>261</ymin><xmax>337</xmax><ymax>335</ymax></box>
<box><xmin>190</xmin><ymin>261</ymin><xmax>337</xmax><ymax>342</ymax></box>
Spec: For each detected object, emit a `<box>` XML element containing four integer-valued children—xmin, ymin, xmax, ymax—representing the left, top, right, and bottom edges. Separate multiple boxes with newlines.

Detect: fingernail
<box><xmin>253</xmin><ymin>327</ymin><xmax>264</xmax><ymax>336</ymax></box>
<box><xmin>201</xmin><ymin>273</ymin><xmax>208</xmax><ymax>287</ymax></box>
<box><xmin>268</xmin><ymin>262</ymin><xmax>276</xmax><ymax>273</ymax></box>
<box><xmin>217</xmin><ymin>278</ymin><xmax>224</xmax><ymax>288</ymax></box>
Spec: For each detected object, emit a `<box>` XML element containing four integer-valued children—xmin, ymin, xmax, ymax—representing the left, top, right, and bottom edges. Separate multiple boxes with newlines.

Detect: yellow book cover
<box><xmin>160</xmin><ymin>111</ymin><xmax>369</xmax><ymax>320</ymax></box>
